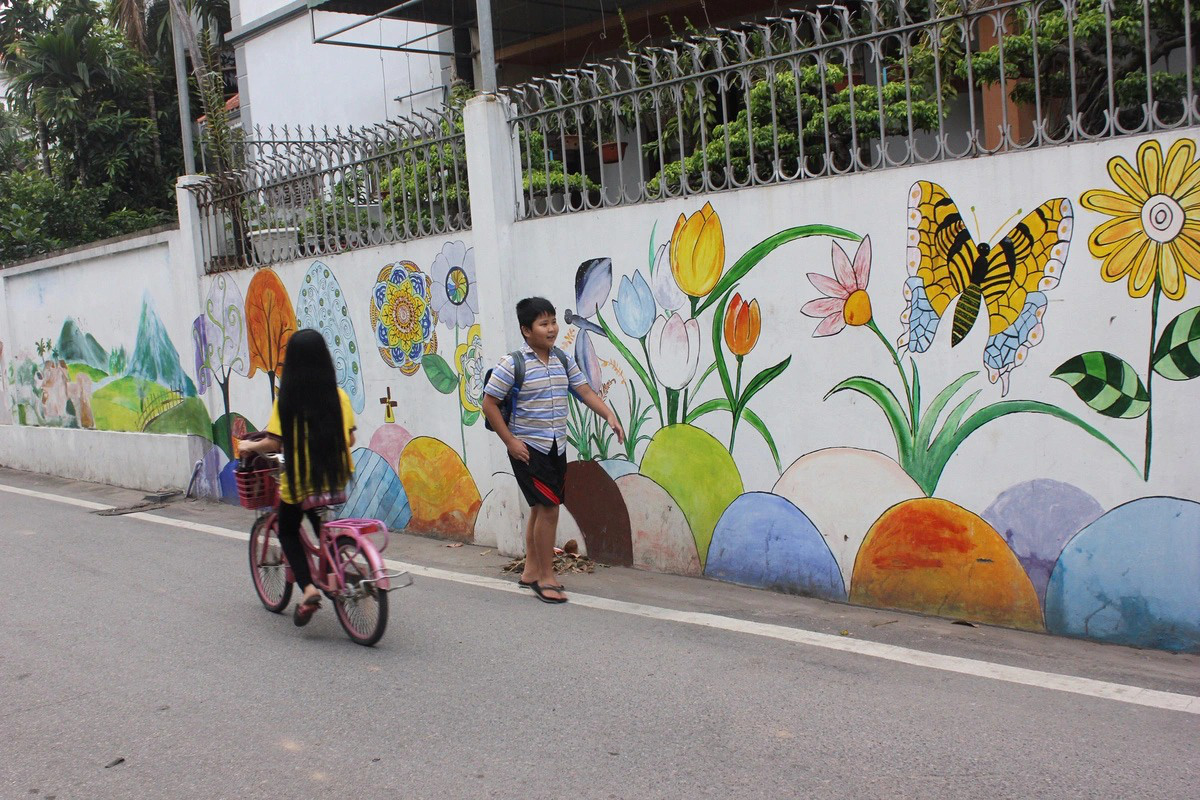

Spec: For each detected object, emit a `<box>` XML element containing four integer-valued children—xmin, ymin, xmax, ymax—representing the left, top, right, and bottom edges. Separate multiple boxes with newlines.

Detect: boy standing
<box><xmin>482</xmin><ymin>297</ymin><xmax>624</xmax><ymax>604</ymax></box>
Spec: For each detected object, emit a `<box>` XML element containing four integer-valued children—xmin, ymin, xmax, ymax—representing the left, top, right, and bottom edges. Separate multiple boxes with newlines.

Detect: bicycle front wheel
<box><xmin>332</xmin><ymin>535</ymin><xmax>388</xmax><ymax>646</ymax></box>
<box><xmin>249</xmin><ymin>514</ymin><xmax>293</xmax><ymax>613</ymax></box>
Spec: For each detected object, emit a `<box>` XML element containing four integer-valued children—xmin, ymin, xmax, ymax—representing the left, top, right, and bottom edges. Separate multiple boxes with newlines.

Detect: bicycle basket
<box><xmin>235</xmin><ymin>467</ymin><xmax>279</xmax><ymax>510</ymax></box>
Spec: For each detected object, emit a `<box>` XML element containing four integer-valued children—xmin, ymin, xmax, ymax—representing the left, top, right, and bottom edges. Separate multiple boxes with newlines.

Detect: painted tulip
<box><xmin>651</xmin><ymin>243</ymin><xmax>686</xmax><ymax>312</ymax></box>
<box><xmin>723</xmin><ymin>293</ymin><xmax>761</xmax><ymax>356</ymax></box>
<box><xmin>647</xmin><ymin>313</ymin><xmax>701</xmax><ymax>390</ymax></box>
<box><xmin>575</xmin><ymin>330</ymin><xmax>603</xmax><ymax>391</ymax></box>
<box><xmin>670</xmin><ymin>202</ymin><xmax>725</xmax><ymax>297</ymax></box>
<box><xmin>574</xmin><ymin>257</ymin><xmax>613</xmax><ymax>318</ymax></box>
<box><xmin>613</xmin><ymin>270</ymin><xmax>657</xmax><ymax>339</ymax></box>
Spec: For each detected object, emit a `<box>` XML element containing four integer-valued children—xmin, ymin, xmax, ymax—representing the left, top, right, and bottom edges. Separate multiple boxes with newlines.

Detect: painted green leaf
<box><xmin>684</xmin><ymin>398</ymin><xmax>781</xmax><ymax>473</ymax></box>
<box><xmin>685</xmin><ymin>397</ymin><xmax>731</xmax><ymax>423</ymax></box>
<box><xmin>825</xmin><ymin>376</ymin><xmax>912</xmax><ymax>463</ymax></box>
<box><xmin>914</xmin><ymin>371</ymin><xmax>977</xmax><ymax>453</ymax></box>
<box><xmin>423</xmin><ymin>353</ymin><xmax>458</xmax><ymax>394</ymax></box>
<box><xmin>461</xmin><ymin>407</ymin><xmax>480</xmax><ymax>426</ymax></box>
<box><xmin>1152</xmin><ymin>306</ymin><xmax>1200</xmax><ymax>381</ymax></box>
<box><xmin>1051</xmin><ymin>351</ymin><xmax>1148</xmax><ymax>419</ymax></box>
<box><xmin>736</xmin><ymin>356</ymin><xmax>791</xmax><ymax>415</ymax></box>
<box><xmin>741</xmin><ymin>406</ymin><xmax>782</xmax><ymax>474</ymax></box>
<box><xmin>710</xmin><ymin>288</ymin><xmax>736</xmax><ymax>403</ymax></box>
<box><xmin>695</xmin><ymin>224</ymin><xmax>861</xmax><ymax>315</ymax></box>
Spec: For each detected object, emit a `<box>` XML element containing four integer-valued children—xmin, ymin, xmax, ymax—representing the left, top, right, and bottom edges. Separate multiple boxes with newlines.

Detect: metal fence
<box><xmin>506</xmin><ymin>0</ymin><xmax>1198</xmax><ymax>218</ymax></box>
<box><xmin>189</xmin><ymin>107</ymin><xmax>469</xmax><ymax>272</ymax></box>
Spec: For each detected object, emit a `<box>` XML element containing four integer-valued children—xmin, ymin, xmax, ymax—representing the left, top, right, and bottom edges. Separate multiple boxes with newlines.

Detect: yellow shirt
<box><xmin>266</xmin><ymin>387</ymin><xmax>356</xmax><ymax>504</ymax></box>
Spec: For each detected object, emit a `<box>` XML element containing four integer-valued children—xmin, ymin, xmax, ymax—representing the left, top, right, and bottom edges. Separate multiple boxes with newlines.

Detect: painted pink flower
<box><xmin>801</xmin><ymin>236</ymin><xmax>873</xmax><ymax>336</ymax></box>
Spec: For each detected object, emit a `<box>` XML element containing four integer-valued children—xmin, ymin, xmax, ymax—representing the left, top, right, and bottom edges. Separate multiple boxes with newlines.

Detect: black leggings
<box><xmin>277</xmin><ymin>501</ymin><xmax>322</xmax><ymax>590</ymax></box>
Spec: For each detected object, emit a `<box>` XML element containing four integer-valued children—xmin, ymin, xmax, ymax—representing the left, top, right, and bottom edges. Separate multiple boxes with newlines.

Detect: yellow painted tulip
<box><xmin>723</xmin><ymin>293</ymin><xmax>761</xmax><ymax>356</ymax></box>
<box><xmin>670</xmin><ymin>202</ymin><xmax>725</xmax><ymax>297</ymax></box>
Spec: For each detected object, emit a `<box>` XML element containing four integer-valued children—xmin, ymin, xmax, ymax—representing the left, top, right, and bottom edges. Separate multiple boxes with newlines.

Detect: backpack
<box><xmin>484</xmin><ymin>347</ymin><xmax>572</xmax><ymax>432</ymax></box>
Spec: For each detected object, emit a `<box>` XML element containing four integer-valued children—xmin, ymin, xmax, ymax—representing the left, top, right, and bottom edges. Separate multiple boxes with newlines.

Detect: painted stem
<box><xmin>1144</xmin><ymin>284</ymin><xmax>1160</xmax><ymax>481</ymax></box>
<box><xmin>456</xmin><ymin>327</ymin><xmax>466</xmax><ymax>462</ymax></box>
<box><xmin>597</xmin><ymin>311</ymin><xmax>662</xmax><ymax>419</ymax></box>
<box><xmin>867</xmin><ymin>318</ymin><xmax>914</xmax><ymax>433</ymax></box>
<box><xmin>640</xmin><ymin>337</ymin><xmax>664</xmax><ymax>427</ymax></box>
<box><xmin>729</xmin><ymin>356</ymin><xmax>744</xmax><ymax>452</ymax></box>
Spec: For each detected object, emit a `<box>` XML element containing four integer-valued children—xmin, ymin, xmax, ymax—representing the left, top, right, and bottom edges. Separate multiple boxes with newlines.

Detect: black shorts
<box><xmin>511</xmin><ymin>440</ymin><xmax>567</xmax><ymax>507</ymax></box>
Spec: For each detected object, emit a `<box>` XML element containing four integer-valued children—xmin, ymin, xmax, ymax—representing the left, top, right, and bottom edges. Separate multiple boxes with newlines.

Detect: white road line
<box><xmin>3</xmin><ymin>481</ymin><xmax>1198</xmax><ymax>716</ymax></box>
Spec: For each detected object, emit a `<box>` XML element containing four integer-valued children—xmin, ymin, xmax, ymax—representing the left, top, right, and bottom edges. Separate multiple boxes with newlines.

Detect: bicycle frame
<box><xmin>253</xmin><ymin>508</ymin><xmax>408</xmax><ymax>595</ymax></box>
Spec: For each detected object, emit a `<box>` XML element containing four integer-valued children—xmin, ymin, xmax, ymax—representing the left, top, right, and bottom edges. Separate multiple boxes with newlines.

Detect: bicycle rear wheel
<box><xmin>249</xmin><ymin>514</ymin><xmax>293</xmax><ymax>613</ymax></box>
<box><xmin>332</xmin><ymin>535</ymin><xmax>388</xmax><ymax>646</ymax></box>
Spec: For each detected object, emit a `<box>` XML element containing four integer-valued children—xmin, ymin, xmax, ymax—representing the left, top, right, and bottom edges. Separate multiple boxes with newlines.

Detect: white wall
<box><xmin>507</xmin><ymin>136</ymin><xmax>1196</xmax><ymax>513</ymax></box>
<box><xmin>0</xmin><ymin>229</ymin><xmax>205</xmax><ymax>490</ymax></box>
<box><xmin>3</xmin><ymin>123</ymin><xmax>1197</xmax><ymax>650</ymax></box>
<box><xmin>0</xmin><ymin>426</ymin><xmax>207</xmax><ymax>491</ymax></box>
<box><xmin>238</xmin><ymin>14</ymin><xmax>449</xmax><ymax>130</ymax></box>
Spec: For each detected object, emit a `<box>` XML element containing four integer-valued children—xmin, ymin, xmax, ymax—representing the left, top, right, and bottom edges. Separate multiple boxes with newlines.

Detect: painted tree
<box><xmin>245</xmin><ymin>268</ymin><xmax>295</xmax><ymax>401</ymax></box>
<box><xmin>201</xmin><ymin>273</ymin><xmax>249</xmax><ymax>447</ymax></box>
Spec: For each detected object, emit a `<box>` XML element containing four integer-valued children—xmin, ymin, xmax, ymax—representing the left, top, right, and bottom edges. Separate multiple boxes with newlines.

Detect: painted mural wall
<box><xmin>0</xmin><ymin>233</ymin><xmax>211</xmax><ymax>447</ymax></box>
<box><xmin>495</xmin><ymin>132</ymin><xmax>1200</xmax><ymax>653</ymax></box>
<box><xmin>1</xmin><ymin>131</ymin><xmax>1196</xmax><ymax>655</ymax></box>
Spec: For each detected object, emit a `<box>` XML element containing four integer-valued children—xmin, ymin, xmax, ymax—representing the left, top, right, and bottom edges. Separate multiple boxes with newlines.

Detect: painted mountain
<box><xmin>129</xmin><ymin>297</ymin><xmax>197</xmax><ymax>396</ymax></box>
<box><xmin>56</xmin><ymin>318</ymin><xmax>107</xmax><ymax>371</ymax></box>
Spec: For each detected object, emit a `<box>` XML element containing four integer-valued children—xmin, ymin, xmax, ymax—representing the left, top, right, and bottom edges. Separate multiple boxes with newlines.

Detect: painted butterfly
<box><xmin>899</xmin><ymin>181</ymin><xmax>1073</xmax><ymax>395</ymax></box>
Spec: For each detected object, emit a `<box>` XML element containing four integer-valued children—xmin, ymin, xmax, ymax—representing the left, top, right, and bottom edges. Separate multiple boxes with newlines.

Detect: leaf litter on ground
<box><xmin>502</xmin><ymin>539</ymin><xmax>601</xmax><ymax>575</ymax></box>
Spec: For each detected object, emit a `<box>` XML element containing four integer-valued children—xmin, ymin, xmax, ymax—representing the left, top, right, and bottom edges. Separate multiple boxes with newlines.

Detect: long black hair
<box><xmin>277</xmin><ymin>329</ymin><xmax>350</xmax><ymax>496</ymax></box>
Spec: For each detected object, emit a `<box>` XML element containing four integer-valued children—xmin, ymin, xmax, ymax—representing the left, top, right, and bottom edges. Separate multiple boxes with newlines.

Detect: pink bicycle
<box><xmin>236</xmin><ymin>457</ymin><xmax>410</xmax><ymax>646</ymax></box>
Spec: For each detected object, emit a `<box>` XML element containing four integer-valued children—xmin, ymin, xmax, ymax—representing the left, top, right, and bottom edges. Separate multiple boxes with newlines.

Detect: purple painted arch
<box><xmin>982</xmin><ymin>479</ymin><xmax>1103</xmax><ymax>609</ymax></box>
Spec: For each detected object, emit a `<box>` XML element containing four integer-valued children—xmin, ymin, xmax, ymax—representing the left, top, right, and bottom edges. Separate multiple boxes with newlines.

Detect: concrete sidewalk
<box><xmin>3</xmin><ymin>465</ymin><xmax>1197</xmax><ymax>698</ymax></box>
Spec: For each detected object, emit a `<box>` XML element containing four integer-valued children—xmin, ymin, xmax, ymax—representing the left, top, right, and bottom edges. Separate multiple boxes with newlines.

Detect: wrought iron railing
<box><xmin>189</xmin><ymin>107</ymin><xmax>470</xmax><ymax>272</ymax></box>
<box><xmin>505</xmin><ymin>0</ymin><xmax>1198</xmax><ymax>218</ymax></box>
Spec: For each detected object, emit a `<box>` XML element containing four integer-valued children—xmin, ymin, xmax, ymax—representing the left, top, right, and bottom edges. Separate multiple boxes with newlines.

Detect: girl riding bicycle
<box><xmin>240</xmin><ymin>329</ymin><xmax>357</xmax><ymax>627</ymax></box>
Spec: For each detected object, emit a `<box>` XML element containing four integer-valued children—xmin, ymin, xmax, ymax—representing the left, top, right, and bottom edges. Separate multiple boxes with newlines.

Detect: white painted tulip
<box><xmin>647</xmin><ymin>313</ymin><xmax>701</xmax><ymax>390</ymax></box>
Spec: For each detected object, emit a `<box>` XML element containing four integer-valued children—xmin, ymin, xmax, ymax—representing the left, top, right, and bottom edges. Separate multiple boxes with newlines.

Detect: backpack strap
<box><xmin>508</xmin><ymin>350</ymin><xmax>526</xmax><ymax>394</ymax></box>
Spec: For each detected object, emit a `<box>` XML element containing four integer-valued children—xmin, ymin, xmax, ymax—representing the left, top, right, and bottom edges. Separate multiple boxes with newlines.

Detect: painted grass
<box><xmin>91</xmin><ymin>376</ymin><xmax>159</xmax><ymax>431</ymax></box>
<box><xmin>67</xmin><ymin>362</ymin><xmax>108</xmax><ymax>383</ymax></box>
<box><xmin>146</xmin><ymin>396</ymin><xmax>212</xmax><ymax>438</ymax></box>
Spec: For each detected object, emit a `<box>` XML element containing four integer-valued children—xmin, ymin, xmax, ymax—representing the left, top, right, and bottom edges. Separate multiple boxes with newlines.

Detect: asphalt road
<box><xmin>2</xmin><ymin>472</ymin><xmax>1198</xmax><ymax>800</ymax></box>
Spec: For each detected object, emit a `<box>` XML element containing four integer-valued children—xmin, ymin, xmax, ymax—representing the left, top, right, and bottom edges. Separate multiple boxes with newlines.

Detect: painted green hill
<box><xmin>56</xmin><ymin>318</ymin><xmax>107</xmax><ymax>371</ymax></box>
<box><xmin>129</xmin><ymin>297</ymin><xmax>197</xmax><ymax>396</ymax></box>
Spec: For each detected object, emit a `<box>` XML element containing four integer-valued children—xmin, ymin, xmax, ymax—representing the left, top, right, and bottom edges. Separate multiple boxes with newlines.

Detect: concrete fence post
<box><xmin>174</xmin><ymin>175</ymin><xmax>220</xmax><ymax>431</ymax></box>
<box><xmin>463</xmin><ymin>93</ymin><xmax>526</xmax><ymax>529</ymax></box>
<box><xmin>464</xmin><ymin>94</ymin><xmax>522</xmax><ymax>362</ymax></box>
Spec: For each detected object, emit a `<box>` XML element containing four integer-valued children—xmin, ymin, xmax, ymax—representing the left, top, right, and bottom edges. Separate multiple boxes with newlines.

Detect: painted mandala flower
<box><xmin>455</xmin><ymin>324</ymin><xmax>485</xmax><ymax>413</ymax></box>
<box><xmin>431</xmin><ymin>241</ymin><xmax>478</xmax><ymax>329</ymax></box>
<box><xmin>1080</xmin><ymin>138</ymin><xmax>1200</xmax><ymax>301</ymax></box>
<box><xmin>370</xmin><ymin>261</ymin><xmax>438</xmax><ymax>376</ymax></box>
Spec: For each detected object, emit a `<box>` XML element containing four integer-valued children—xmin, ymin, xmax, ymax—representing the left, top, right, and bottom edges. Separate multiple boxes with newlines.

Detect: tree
<box><xmin>966</xmin><ymin>0</ymin><xmax>1199</xmax><ymax>138</ymax></box>
<box><xmin>244</xmin><ymin>268</ymin><xmax>295</xmax><ymax>400</ymax></box>
<box><xmin>201</xmin><ymin>273</ymin><xmax>249</xmax><ymax>447</ymax></box>
<box><xmin>109</xmin><ymin>0</ymin><xmax>162</xmax><ymax>170</ymax></box>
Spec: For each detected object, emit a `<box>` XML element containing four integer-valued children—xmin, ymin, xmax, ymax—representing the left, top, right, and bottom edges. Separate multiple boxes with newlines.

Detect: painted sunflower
<box><xmin>370</xmin><ymin>261</ymin><xmax>438</xmax><ymax>375</ymax></box>
<box><xmin>1080</xmin><ymin>138</ymin><xmax>1200</xmax><ymax>301</ymax></box>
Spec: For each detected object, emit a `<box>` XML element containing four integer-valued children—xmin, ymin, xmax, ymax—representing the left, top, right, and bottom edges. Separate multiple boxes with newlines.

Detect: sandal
<box><xmin>518</xmin><ymin>578</ymin><xmax>565</xmax><ymax>590</ymax></box>
<box><xmin>530</xmin><ymin>581</ymin><xmax>567</xmax><ymax>604</ymax></box>
<box><xmin>293</xmin><ymin>595</ymin><xmax>322</xmax><ymax>626</ymax></box>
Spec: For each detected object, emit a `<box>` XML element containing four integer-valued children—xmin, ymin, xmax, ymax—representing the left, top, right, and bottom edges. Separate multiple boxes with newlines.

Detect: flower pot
<box><xmin>600</xmin><ymin>140</ymin><xmax>628</xmax><ymax>164</ymax></box>
<box><xmin>249</xmin><ymin>226</ymin><xmax>299</xmax><ymax>263</ymax></box>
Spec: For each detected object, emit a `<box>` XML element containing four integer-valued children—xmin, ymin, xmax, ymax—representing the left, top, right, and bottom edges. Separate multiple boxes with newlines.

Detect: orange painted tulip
<box><xmin>723</xmin><ymin>292</ymin><xmax>761</xmax><ymax>356</ymax></box>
